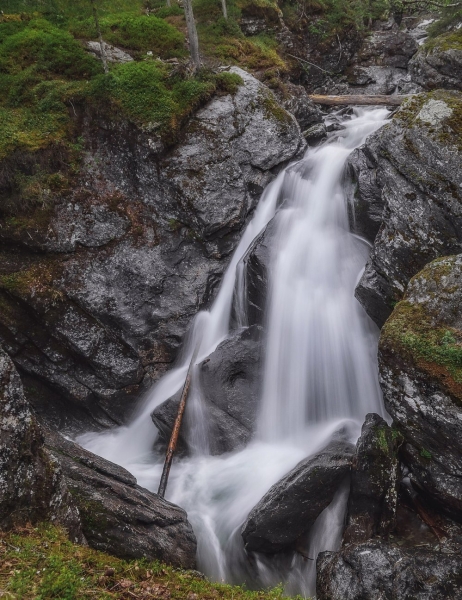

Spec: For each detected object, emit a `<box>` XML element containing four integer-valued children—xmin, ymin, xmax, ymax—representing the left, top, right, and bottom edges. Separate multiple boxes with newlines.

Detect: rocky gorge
<box><xmin>2</xmin><ymin>2</ymin><xmax>462</xmax><ymax>599</ymax></box>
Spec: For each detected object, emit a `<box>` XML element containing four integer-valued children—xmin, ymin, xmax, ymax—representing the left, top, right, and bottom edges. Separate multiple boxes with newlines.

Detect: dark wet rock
<box><xmin>379</xmin><ymin>254</ymin><xmax>462</xmax><ymax>521</ymax></box>
<box><xmin>0</xmin><ymin>67</ymin><xmax>304</xmax><ymax>432</ymax></box>
<box><xmin>44</xmin><ymin>427</ymin><xmax>197</xmax><ymax>567</ymax></box>
<box><xmin>317</xmin><ymin>539</ymin><xmax>462</xmax><ymax>600</ymax></box>
<box><xmin>402</xmin><ymin>443</ymin><xmax>462</xmax><ymax>519</ymax></box>
<box><xmin>0</xmin><ymin>347</ymin><xmax>83</xmax><ymax>540</ymax></box>
<box><xmin>349</xmin><ymin>91</ymin><xmax>462</xmax><ymax>327</ymax></box>
<box><xmin>152</xmin><ymin>325</ymin><xmax>263</xmax><ymax>455</ymax></box>
<box><xmin>303</xmin><ymin>122</ymin><xmax>327</xmax><ymax>145</ymax></box>
<box><xmin>344</xmin><ymin>414</ymin><xmax>402</xmax><ymax>545</ymax></box>
<box><xmin>410</xmin><ymin>39</ymin><xmax>462</xmax><ymax>91</ymax></box>
<box><xmin>275</xmin><ymin>82</ymin><xmax>323</xmax><ymax>131</ymax></box>
<box><xmin>241</xmin><ymin>441</ymin><xmax>354</xmax><ymax>554</ymax></box>
<box><xmin>233</xmin><ymin>217</ymin><xmax>277</xmax><ymax>328</ymax></box>
<box><xmin>346</xmin><ymin>144</ymin><xmax>385</xmax><ymax>243</ymax></box>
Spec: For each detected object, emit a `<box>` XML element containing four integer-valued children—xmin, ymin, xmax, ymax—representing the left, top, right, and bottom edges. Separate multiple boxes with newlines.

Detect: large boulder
<box><xmin>348</xmin><ymin>90</ymin><xmax>462</xmax><ymax>327</ymax></box>
<box><xmin>0</xmin><ymin>67</ymin><xmax>304</xmax><ymax>432</ymax></box>
<box><xmin>0</xmin><ymin>347</ymin><xmax>82</xmax><ymax>539</ymax></box>
<box><xmin>44</xmin><ymin>427</ymin><xmax>197</xmax><ymax>568</ymax></box>
<box><xmin>241</xmin><ymin>441</ymin><xmax>354</xmax><ymax>554</ymax></box>
<box><xmin>343</xmin><ymin>413</ymin><xmax>402</xmax><ymax>545</ymax></box>
<box><xmin>410</xmin><ymin>33</ymin><xmax>462</xmax><ymax>91</ymax></box>
<box><xmin>379</xmin><ymin>254</ymin><xmax>462</xmax><ymax>521</ymax></box>
<box><xmin>152</xmin><ymin>325</ymin><xmax>263</xmax><ymax>455</ymax></box>
<box><xmin>317</xmin><ymin>539</ymin><xmax>462</xmax><ymax>600</ymax></box>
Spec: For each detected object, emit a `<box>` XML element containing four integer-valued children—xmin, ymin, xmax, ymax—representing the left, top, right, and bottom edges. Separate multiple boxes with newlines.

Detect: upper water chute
<box><xmin>258</xmin><ymin>112</ymin><xmax>388</xmax><ymax>443</ymax></box>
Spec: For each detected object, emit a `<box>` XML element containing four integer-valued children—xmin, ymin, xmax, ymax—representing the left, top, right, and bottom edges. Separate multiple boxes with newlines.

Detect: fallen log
<box><xmin>157</xmin><ymin>344</ymin><xmax>200</xmax><ymax>498</ymax></box>
<box><xmin>309</xmin><ymin>94</ymin><xmax>408</xmax><ymax>106</ymax></box>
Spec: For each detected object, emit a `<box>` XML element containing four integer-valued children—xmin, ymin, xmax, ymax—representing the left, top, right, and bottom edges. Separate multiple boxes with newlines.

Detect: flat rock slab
<box><xmin>241</xmin><ymin>441</ymin><xmax>354</xmax><ymax>554</ymax></box>
<box><xmin>44</xmin><ymin>428</ymin><xmax>197</xmax><ymax>568</ymax></box>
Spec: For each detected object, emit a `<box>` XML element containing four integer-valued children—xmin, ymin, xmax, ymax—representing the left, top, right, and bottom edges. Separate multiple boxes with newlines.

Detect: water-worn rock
<box><xmin>241</xmin><ymin>441</ymin><xmax>354</xmax><ymax>554</ymax></box>
<box><xmin>0</xmin><ymin>348</ymin><xmax>82</xmax><ymax>539</ymax></box>
<box><xmin>379</xmin><ymin>254</ymin><xmax>462</xmax><ymax>520</ymax></box>
<box><xmin>349</xmin><ymin>91</ymin><xmax>462</xmax><ymax>327</ymax></box>
<box><xmin>152</xmin><ymin>325</ymin><xmax>263</xmax><ymax>455</ymax></box>
<box><xmin>343</xmin><ymin>414</ymin><xmax>402</xmax><ymax>545</ymax></box>
<box><xmin>0</xmin><ymin>68</ymin><xmax>304</xmax><ymax>432</ymax></box>
<box><xmin>44</xmin><ymin>427</ymin><xmax>197</xmax><ymax>567</ymax></box>
<box><xmin>410</xmin><ymin>36</ymin><xmax>462</xmax><ymax>91</ymax></box>
<box><xmin>317</xmin><ymin>539</ymin><xmax>462</xmax><ymax>600</ymax></box>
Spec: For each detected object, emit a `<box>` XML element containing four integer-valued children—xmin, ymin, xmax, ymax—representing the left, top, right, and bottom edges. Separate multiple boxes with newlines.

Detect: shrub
<box><xmin>0</xmin><ymin>19</ymin><xmax>100</xmax><ymax>78</ymax></box>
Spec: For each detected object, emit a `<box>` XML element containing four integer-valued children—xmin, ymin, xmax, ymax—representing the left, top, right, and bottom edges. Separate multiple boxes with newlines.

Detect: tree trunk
<box><xmin>308</xmin><ymin>94</ymin><xmax>408</xmax><ymax>106</ymax></box>
<box><xmin>221</xmin><ymin>0</ymin><xmax>228</xmax><ymax>19</ymax></box>
<box><xmin>183</xmin><ymin>0</ymin><xmax>200</xmax><ymax>70</ymax></box>
<box><xmin>166</xmin><ymin>0</ymin><xmax>172</xmax><ymax>7</ymax></box>
<box><xmin>90</xmin><ymin>0</ymin><xmax>108</xmax><ymax>75</ymax></box>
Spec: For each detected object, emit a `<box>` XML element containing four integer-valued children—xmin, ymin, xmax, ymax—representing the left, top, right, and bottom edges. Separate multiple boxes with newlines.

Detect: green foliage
<box><xmin>91</xmin><ymin>60</ymin><xmax>216</xmax><ymax>134</ymax></box>
<box><xmin>0</xmin><ymin>523</ymin><xmax>309</xmax><ymax>600</ymax></box>
<box><xmin>155</xmin><ymin>4</ymin><xmax>185</xmax><ymax>18</ymax></box>
<box><xmin>215</xmin><ymin>71</ymin><xmax>244</xmax><ymax>93</ymax></box>
<box><xmin>420</xmin><ymin>448</ymin><xmax>432</xmax><ymax>459</ymax></box>
<box><xmin>429</xmin><ymin>4</ymin><xmax>462</xmax><ymax>39</ymax></box>
<box><xmin>0</xmin><ymin>19</ymin><xmax>99</xmax><ymax>78</ymax></box>
<box><xmin>0</xmin><ymin>19</ymin><xmax>94</xmax><ymax>160</ymax></box>
<box><xmin>70</xmin><ymin>14</ymin><xmax>186</xmax><ymax>58</ymax></box>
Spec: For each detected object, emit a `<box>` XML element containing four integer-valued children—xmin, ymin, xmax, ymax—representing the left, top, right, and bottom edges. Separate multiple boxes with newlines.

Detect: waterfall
<box><xmin>79</xmin><ymin>107</ymin><xmax>390</xmax><ymax>597</ymax></box>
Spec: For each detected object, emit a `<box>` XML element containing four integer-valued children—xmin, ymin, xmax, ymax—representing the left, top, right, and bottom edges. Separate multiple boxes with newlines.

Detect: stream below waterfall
<box><xmin>79</xmin><ymin>107</ymin><xmax>390</xmax><ymax>597</ymax></box>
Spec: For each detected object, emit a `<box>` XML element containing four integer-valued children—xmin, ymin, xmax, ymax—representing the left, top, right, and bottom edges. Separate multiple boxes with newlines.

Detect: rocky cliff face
<box><xmin>0</xmin><ymin>67</ymin><xmax>305</xmax><ymax>434</ymax></box>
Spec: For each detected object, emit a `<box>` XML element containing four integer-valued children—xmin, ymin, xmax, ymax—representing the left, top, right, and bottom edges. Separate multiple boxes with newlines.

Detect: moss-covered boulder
<box><xmin>409</xmin><ymin>31</ymin><xmax>462</xmax><ymax>91</ymax></box>
<box><xmin>348</xmin><ymin>90</ymin><xmax>462</xmax><ymax>327</ymax></box>
<box><xmin>379</xmin><ymin>254</ymin><xmax>462</xmax><ymax>519</ymax></box>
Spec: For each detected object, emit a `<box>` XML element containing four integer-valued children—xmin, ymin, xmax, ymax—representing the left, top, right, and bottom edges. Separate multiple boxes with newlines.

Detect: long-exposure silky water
<box><xmin>79</xmin><ymin>107</ymin><xmax>390</xmax><ymax>597</ymax></box>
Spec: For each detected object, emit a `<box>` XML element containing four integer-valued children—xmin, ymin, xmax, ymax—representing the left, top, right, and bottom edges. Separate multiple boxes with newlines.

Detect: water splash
<box><xmin>79</xmin><ymin>107</ymin><xmax>389</xmax><ymax>596</ymax></box>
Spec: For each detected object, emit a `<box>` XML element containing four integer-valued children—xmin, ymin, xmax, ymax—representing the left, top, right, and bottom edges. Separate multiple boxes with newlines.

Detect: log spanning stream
<box><xmin>80</xmin><ymin>108</ymin><xmax>389</xmax><ymax>597</ymax></box>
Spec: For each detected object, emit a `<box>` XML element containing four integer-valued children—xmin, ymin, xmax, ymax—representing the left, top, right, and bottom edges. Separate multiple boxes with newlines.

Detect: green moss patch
<box><xmin>0</xmin><ymin>523</ymin><xmax>307</xmax><ymax>600</ymax></box>
<box><xmin>381</xmin><ymin>298</ymin><xmax>462</xmax><ymax>403</ymax></box>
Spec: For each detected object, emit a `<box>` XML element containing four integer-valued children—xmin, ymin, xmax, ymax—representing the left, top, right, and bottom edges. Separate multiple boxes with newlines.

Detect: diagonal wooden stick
<box><xmin>157</xmin><ymin>344</ymin><xmax>200</xmax><ymax>498</ymax></box>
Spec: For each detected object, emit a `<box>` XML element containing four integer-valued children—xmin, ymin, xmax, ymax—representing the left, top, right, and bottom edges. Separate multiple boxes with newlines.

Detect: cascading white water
<box><xmin>80</xmin><ymin>107</ymin><xmax>389</xmax><ymax>597</ymax></box>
